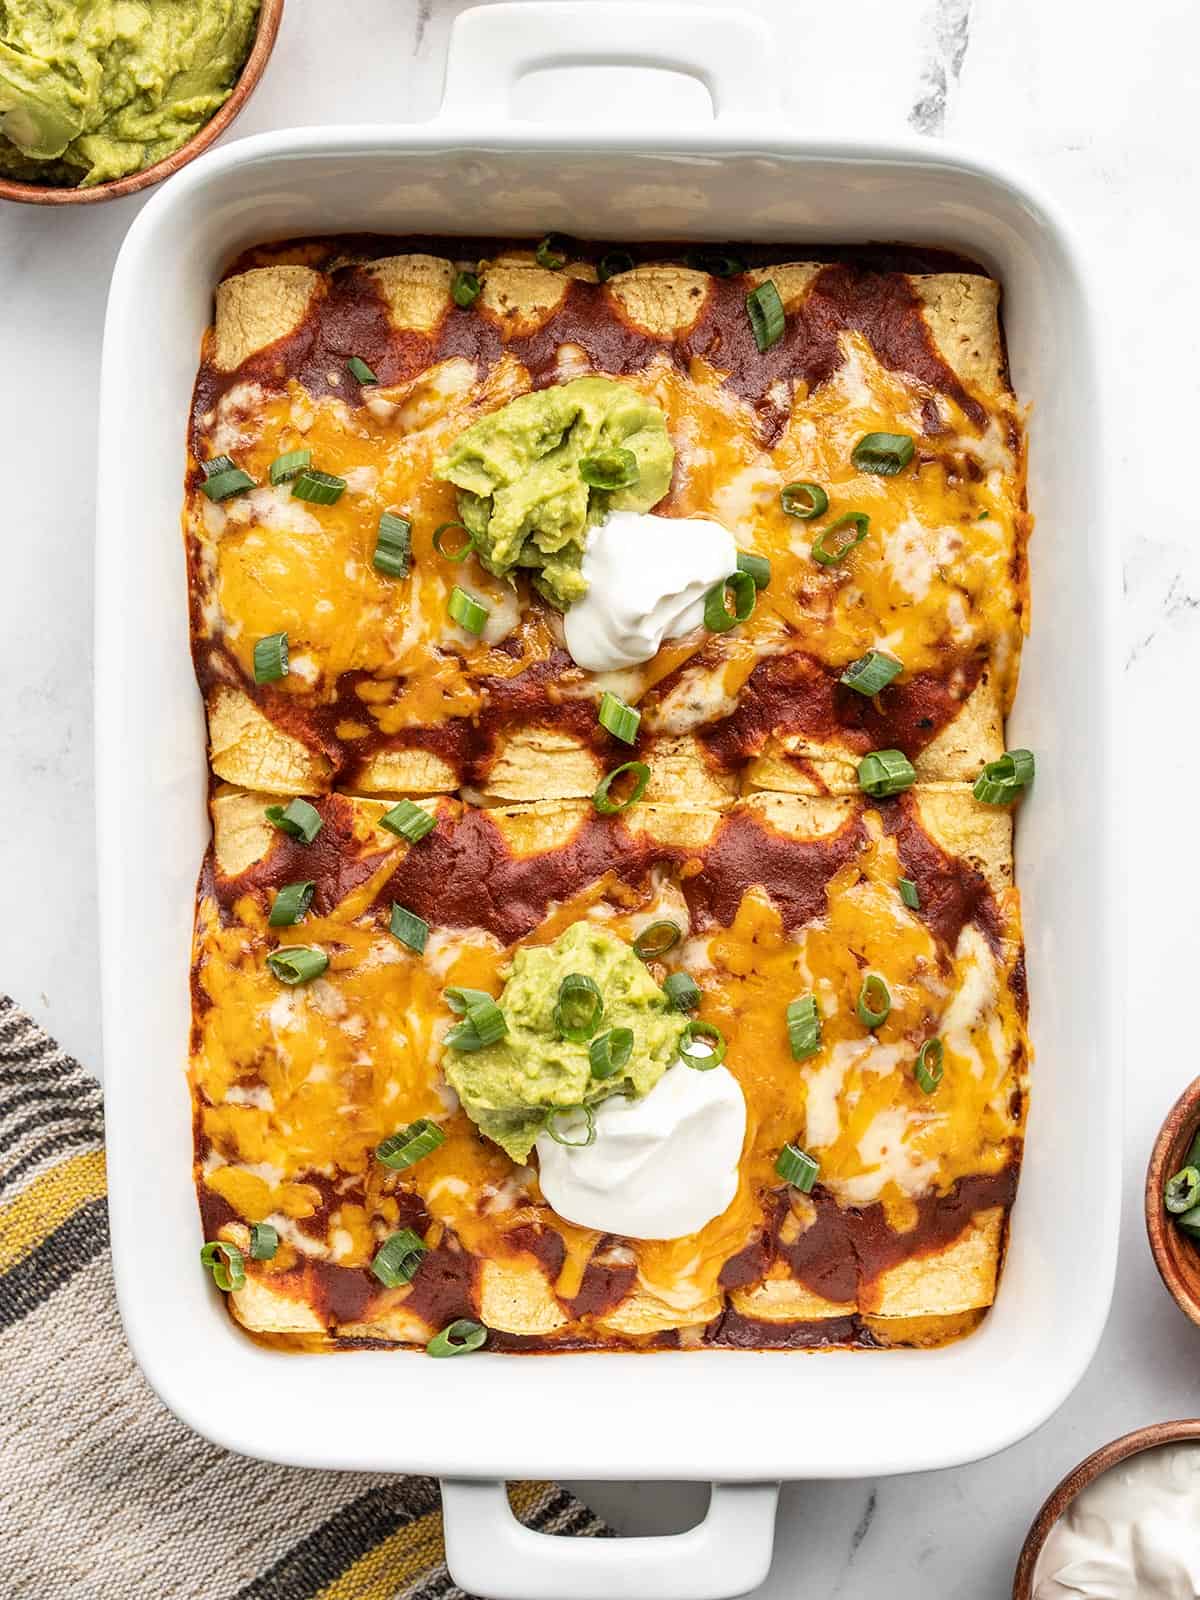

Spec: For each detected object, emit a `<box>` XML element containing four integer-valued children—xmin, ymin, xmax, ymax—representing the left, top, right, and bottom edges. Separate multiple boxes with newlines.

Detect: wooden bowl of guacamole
<box><xmin>0</xmin><ymin>0</ymin><xmax>283</xmax><ymax>205</ymax></box>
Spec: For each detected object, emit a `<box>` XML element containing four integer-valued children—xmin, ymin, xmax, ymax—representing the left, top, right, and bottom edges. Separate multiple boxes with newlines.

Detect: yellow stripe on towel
<box><xmin>0</xmin><ymin>1148</ymin><xmax>106</xmax><ymax>1271</ymax></box>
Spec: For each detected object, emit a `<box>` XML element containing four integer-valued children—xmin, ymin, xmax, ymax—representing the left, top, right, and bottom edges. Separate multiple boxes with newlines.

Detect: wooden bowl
<box><xmin>1012</xmin><ymin>1419</ymin><xmax>1200</xmax><ymax>1596</ymax></box>
<box><xmin>1146</xmin><ymin>1073</ymin><xmax>1200</xmax><ymax>1326</ymax></box>
<box><xmin>0</xmin><ymin>0</ymin><xmax>283</xmax><ymax>206</ymax></box>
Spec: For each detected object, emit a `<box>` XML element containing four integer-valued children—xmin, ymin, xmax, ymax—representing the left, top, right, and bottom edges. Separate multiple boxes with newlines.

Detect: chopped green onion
<box><xmin>679</xmin><ymin>1019</ymin><xmax>725</xmax><ymax>1069</ymax></box>
<box><xmin>914</xmin><ymin>1038</ymin><xmax>944</xmax><ymax>1094</ymax></box>
<box><xmin>746</xmin><ymin>280</ymin><xmax>785</xmax><ymax>351</ymax></box>
<box><xmin>389</xmin><ymin>902</ymin><xmax>428</xmax><ymax>953</ymax></box>
<box><xmin>269</xmin><ymin>449</ymin><xmax>311</xmax><ymax>485</ymax></box>
<box><xmin>545</xmin><ymin>1104</ymin><xmax>597</xmax><ymax>1147</ymax></box>
<box><xmin>203</xmin><ymin>454</ymin><xmax>235</xmax><ymax>477</ymax></box>
<box><xmin>268</xmin><ymin>880</ymin><xmax>315</xmax><ymax>928</ymax></box>
<box><xmin>899</xmin><ymin>878</ymin><xmax>921</xmax><ymax>910</ymax></box>
<box><xmin>535</xmin><ymin>234</ymin><xmax>569</xmax><ymax>270</ymax></box>
<box><xmin>786</xmin><ymin>995</ymin><xmax>821</xmax><ymax>1061</ymax></box>
<box><xmin>448</xmin><ymin>585</ymin><xmax>488</xmax><ymax>637</ymax></box>
<box><xmin>376</xmin><ymin>1118</ymin><xmax>445</xmax><ymax>1171</ymax></box>
<box><xmin>704</xmin><ymin>569</ymin><xmax>757</xmax><ymax>634</ymax></box>
<box><xmin>781</xmin><ymin>482</ymin><xmax>828</xmax><ymax>520</ymax></box>
<box><xmin>593</xmin><ymin>761</ymin><xmax>651</xmax><ymax>815</ymax></box>
<box><xmin>856</xmin><ymin>973</ymin><xmax>891</xmax><ymax>1029</ymax></box>
<box><xmin>598</xmin><ymin>249</ymin><xmax>635</xmax><ymax>281</ymax></box>
<box><xmin>253</xmin><ymin>631</ymin><xmax>288</xmax><ymax>684</ymax></box>
<box><xmin>372</xmin><ymin>1228</ymin><xmax>428</xmax><ymax>1287</ymax></box>
<box><xmin>1175</xmin><ymin>1205</ymin><xmax>1200</xmax><ymax>1239</ymax></box>
<box><xmin>685</xmin><ymin>249</ymin><xmax>745</xmax><ymax>277</ymax></box>
<box><xmin>1165</xmin><ymin>1166</ymin><xmax>1200</xmax><ymax>1214</ymax></box>
<box><xmin>852</xmin><ymin>432</ymin><xmax>915</xmax><ymax>477</ymax></box>
<box><xmin>249</xmin><ymin>1223</ymin><xmax>278</xmax><ymax>1261</ymax></box>
<box><xmin>973</xmin><ymin>749</ymin><xmax>1036</xmax><ymax>805</ymax></box>
<box><xmin>432</xmin><ymin>521</ymin><xmax>476</xmax><ymax>562</ymax></box>
<box><xmin>663</xmin><ymin>972</ymin><xmax>701</xmax><ymax>1012</ymax></box>
<box><xmin>291</xmin><ymin>468</ymin><xmax>347</xmax><ymax>505</ymax></box>
<box><xmin>736</xmin><ymin>551</ymin><xmax>771</xmax><ymax>590</ymax></box>
<box><xmin>452</xmin><ymin>270</ymin><xmax>482</xmax><ymax>308</ymax></box>
<box><xmin>554</xmin><ymin>974</ymin><xmax>604</xmax><ymax>1043</ymax></box>
<box><xmin>445</xmin><ymin>990</ymin><xmax>507</xmax><ymax>1053</ymax></box>
<box><xmin>201</xmin><ymin>463</ymin><xmax>254</xmax><ymax>502</ymax></box>
<box><xmin>598</xmin><ymin>691</ymin><xmax>640</xmax><ymax>745</ymax></box>
<box><xmin>427</xmin><ymin>1318</ymin><xmax>487</xmax><ymax>1357</ymax></box>
<box><xmin>373</xmin><ymin>512</ymin><xmax>412</xmax><ymax>577</ymax></box>
<box><xmin>858</xmin><ymin>749</ymin><xmax>916</xmax><ymax>798</ymax></box>
<box><xmin>633</xmin><ymin>920</ymin><xmax>681</xmax><ymax>960</ymax></box>
<box><xmin>1185</xmin><ymin>1130</ymin><xmax>1200</xmax><ymax>1174</ymax></box>
<box><xmin>590</xmin><ymin>1027</ymin><xmax>634</xmax><ymax>1080</ymax></box>
<box><xmin>380</xmin><ymin>799</ymin><xmax>436</xmax><ymax>842</ymax></box>
<box><xmin>841</xmin><ymin>650</ymin><xmax>902</xmax><ymax>696</ymax></box>
<box><xmin>200</xmin><ymin>1239</ymin><xmax>246</xmax><ymax>1292</ymax></box>
<box><xmin>812</xmin><ymin>512</ymin><xmax>870</xmax><ymax>566</ymax></box>
<box><xmin>266</xmin><ymin>946</ymin><xmax>328</xmax><ymax>986</ymax></box>
<box><xmin>579</xmin><ymin>448</ymin><xmax>639</xmax><ymax>491</ymax></box>
<box><xmin>347</xmin><ymin>356</ymin><xmax>378</xmax><ymax>384</ymax></box>
<box><xmin>775</xmin><ymin>1143</ymin><xmax>819</xmax><ymax>1192</ymax></box>
<box><xmin>443</xmin><ymin>987</ymin><xmax>493</xmax><ymax>1016</ymax></box>
<box><xmin>265</xmin><ymin>798</ymin><xmax>323</xmax><ymax>843</ymax></box>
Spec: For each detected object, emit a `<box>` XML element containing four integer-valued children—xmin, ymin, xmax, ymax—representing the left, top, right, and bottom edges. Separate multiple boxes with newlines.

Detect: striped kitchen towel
<box><xmin>0</xmin><ymin>994</ymin><xmax>607</xmax><ymax>1599</ymax></box>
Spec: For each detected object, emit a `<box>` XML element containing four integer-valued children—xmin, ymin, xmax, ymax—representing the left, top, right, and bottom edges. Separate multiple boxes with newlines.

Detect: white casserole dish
<box><xmin>95</xmin><ymin>7</ymin><xmax>1121</xmax><ymax>1597</ymax></box>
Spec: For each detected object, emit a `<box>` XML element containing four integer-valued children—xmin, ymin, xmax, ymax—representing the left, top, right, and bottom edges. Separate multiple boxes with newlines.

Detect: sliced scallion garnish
<box><xmin>265</xmin><ymin>798</ymin><xmax>323</xmax><ymax>843</ymax></box>
<box><xmin>389</xmin><ymin>902</ymin><xmax>428</xmax><ymax>953</ymax></box>
<box><xmin>249</xmin><ymin>1223</ymin><xmax>278</xmax><ymax>1261</ymax></box>
<box><xmin>736</xmin><ymin>551</ymin><xmax>771</xmax><ymax>590</ymax></box>
<box><xmin>598</xmin><ymin>249</ymin><xmax>635</xmax><ymax>281</ymax></box>
<box><xmin>452</xmin><ymin>270</ymin><xmax>482</xmax><ymax>308</ymax></box>
<box><xmin>685</xmin><ymin>249</ymin><xmax>745</xmax><ymax>277</ymax></box>
<box><xmin>347</xmin><ymin>356</ymin><xmax>378</xmax><ymax>385</ymax></box>
<box><xmin>746</xmin><ymin>280</ymin><xmax>785</xmax><ymax>351</ymax></box>
<box><xmin>372</xmin><ymin>1228</ymin><xmax>428</xmax><ymax>1287</ymax></box>
<box><xmin>545</xmin><ymin>1104</ymin><xmax>597</xmax><ymax>1147</ymax></box>
<box><xmin>703</xmin><ymin>569</ymin><xmax>757</xmax><ymax>634</ymax></box>
<box><xmin>376</xmin><ymin>1118</ymin><xmax>445</xmax><ymax>1171</ymax></box>
<box><xmin>200</xmin><ymin>1239</ymin><xmax>246</xmax><ymax>1292</ymax></box>
<box><xmin>781</xmin><ymin>482</ymin><xmax>828</xmax><ymax>520</ymax></box>
<box><xmin>445</xmin><ymin>989</ymin><xmax>507</xmax><ymax>1052</ymax></box>
<box><xmin>598</xmin><ymin>691</ymin><xmax>640</xmax><ymax>745</ymax></box>
<box><xmin>268</xmin><ymin>880</ymin><xmax>315</xmax><ymax>928</ymax></box>
<box><xmin>266</xmin><ymin>946</ymin><xmax>328</xmax><ymax>986</ymax></box>
<box><xmin>427</xmin><ymin>1318</ymin><xmax>488</xmax><ymax>1357</ymax></box>
<box><xmin>291</xmin><ymin>468</ymin><xmax>347</xmax><ymax>505</ymax></box>
<box><xmin>579</xmin><ymin>448</ymin><xmax>639</xmax><ymax>491</ymax></box>
<box><xmin>253</xmin><ymin>632</ymin><xmax>289</xmax><ymax>684</ymax></box>
<box><xmin>852</xmin><ymin>432</ymin><xmax>915</xmax><ymax>476</ymax></box>
<box><xmin>1165</xmin><ymin>1166</ymin><xmax>1200</xmax><ymax>1215</ymax></box>
<box><xmin>373</xmin><ymin>512</ymin><xmax>412</xmax><ymax>577</ymax></box>
<box><xmin>535</xmin><ymin>234</ymin><xmax>569</xmax><ymax>270</ymax></box>
<box><xmin>269</xmin><ymin>448</ymin><xmax>311</xmax><ymax>485</ymax></box>
<box><xmin>589</xmin><ymin>1027</ymin><xmax>633</xmax><ymax>1080</ymax></box>
<box><xmin>554</xmin><ymin>974</ymin><xmax>604</xmax><ymax>1043</ymax></box>
<box><xmin>841</xmin><ymin>650</ymin><xmax>902</xmax><ymax>696</ymax></box>
<box><xmin>663</xmin><ymin>971</ymin><xmax>701</xmax><ymax>1012</ymax></box>
<box><xmin>856</xmin><ymin>973</ymin><xmax>891</xmax><ymax>1029</ymax></box>
<box><xmin>899</xmin><ymin>877</ymin><xmax>921</xmax><ymax>910</ymax></box>
<box><xmin>858</xmin><ymin>749</ymin><xmax>916</xmax><ymax>798</ymax></box>
<box><xmin>786</xmin><ymin>995</ymin><xmax>821</xmax><ymax>1061</ymax></box>
<box><xmin>679</xmin><ymin>1019</ymin><xmax>725</xmax><ymax>1069</ymax></box>
<box><xmin>432</xmin><ymin>521</ymin><xmax>476</xmax><ymax>562</ymax></box>
<box><xmin>914</xmin><ymin>1038</ymin><xmax>944</xmax><ymax>1094</ymax></box>
<box><xmin>448</xmin><ymin>585</ymin><xmax>488</xmax><ymax>637</ymax></box>
<box><xmin>973</xmin><ymin>749</ymin><xmax>1036</xmax><ymax>805</ymax></box>
<box><xmin>379</xmin><ymin>799</ymin><xmax>436</xmax><ymax>843</ymax></box>
<box><xmin>592</xmin><ymin>760</ymin><xmax>650</xmax><ymax>815</ymax></box>
<box><xmin>812</xmin><ymin>512</ymin><xmax>870</xmax><ymax>566</ymax></box>
<box><xmin>633</xmin><ymin>920</ymin><xmax>681</xmax><ymax>960</ymax></box>
<box><xmin>201</xmin><ymin>462</ymin><xmax>254</xmax><ymax>502</ymax></box>
<box><xmin>775</xmin><ymin>1143</ymin><xmax>819</xmax><ymax>1192</ymax></box>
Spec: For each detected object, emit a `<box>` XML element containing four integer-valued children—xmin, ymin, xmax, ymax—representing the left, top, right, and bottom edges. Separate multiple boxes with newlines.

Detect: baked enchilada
<box><xmin>186</xmin><ymin>237</ymin><xmax>1033</xmax><ymax>1354</ymax></box>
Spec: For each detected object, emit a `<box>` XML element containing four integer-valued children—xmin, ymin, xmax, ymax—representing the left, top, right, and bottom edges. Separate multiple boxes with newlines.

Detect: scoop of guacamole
<box><xmin>434</xmin><ymin>377</ymin><xmax>675</xmax><ymax>609</ymax></box>
<box><xmin>0</xmin><ymin>0</ymin><xmax>260</xmax><ymax>189</ymax></box>
<box><xmin>441</xmin><ymin>921</ymin><xmax>687</xmax><ymax>1162</ymax></box>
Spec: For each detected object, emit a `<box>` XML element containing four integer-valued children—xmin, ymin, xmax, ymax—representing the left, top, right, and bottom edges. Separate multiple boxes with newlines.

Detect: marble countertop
<box><xmin>0</xmin><ymin>0</ymin><xmax>1184</xmax><ymax>1592</ymax></box>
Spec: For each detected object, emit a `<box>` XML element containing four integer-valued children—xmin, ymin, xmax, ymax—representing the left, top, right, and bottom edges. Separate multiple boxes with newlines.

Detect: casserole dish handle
<box><xmin>439</xmin><ymin>1</ymin><xmax>778</xmax><ymax>126</ymax></box>
<box><xmin>441</xmin><ymin>1478</ymin><xmax>779</xmax><ymax>1600</ymax></box>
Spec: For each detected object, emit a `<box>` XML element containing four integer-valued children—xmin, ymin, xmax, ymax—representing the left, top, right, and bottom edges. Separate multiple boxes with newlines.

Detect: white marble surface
<box><xmin>0</xmin><ymin>0</ymin><xmax>1189</xmax><ymax>1592</ymax></box>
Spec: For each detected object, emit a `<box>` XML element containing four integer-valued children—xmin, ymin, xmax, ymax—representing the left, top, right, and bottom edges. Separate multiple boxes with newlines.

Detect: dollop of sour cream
<box><xmin>535</xmin><ymin>1061</ymin><xmax>746</xmax><ymax>1239</ymax></box>
<box><xmin>1033</xmin><ymin>1442</ymin><xmax>1200</xmax><ymax>1599</ymax></box>
<box><xmin>563</xmin><ymin>510</ymin><xmax>739</xmax><ymax>673</ymax></box>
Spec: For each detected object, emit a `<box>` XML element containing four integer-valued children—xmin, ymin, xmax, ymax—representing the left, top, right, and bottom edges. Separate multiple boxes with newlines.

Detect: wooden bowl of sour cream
<box><xmin>1013</xmin><ymin>1420</ymin><xmax>1200</xmax><ymax>1598</ymax></box>
<box><xmin>0</xmin><ymin>0</ymin><xmax>283</xmax><ymax>206</ymax></box>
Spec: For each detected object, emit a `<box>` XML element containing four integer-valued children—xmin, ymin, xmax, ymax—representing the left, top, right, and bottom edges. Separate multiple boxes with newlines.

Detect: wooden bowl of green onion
<box><xmin>1145</xmin><ymin>1075</ymin><xmax>1200</xmax><ymax>1326</ymax></box>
